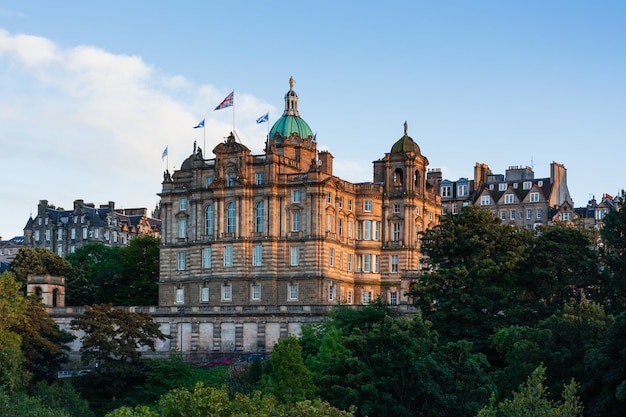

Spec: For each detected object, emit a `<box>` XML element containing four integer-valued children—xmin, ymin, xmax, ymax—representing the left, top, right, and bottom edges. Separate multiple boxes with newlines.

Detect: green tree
<box><xmin>8</xmin><ymin>247</ymin><xmax>72</xmax><ymax>286</ymax></box>
<box><xmin>599</xmin><ymin>191</ymin><xmax>626</xmax><ymax>311</ymax></box>
<box><xmin>0</xmin><ymin>271</ymin><xmax>29</xmax><ymax>391</ymax></box>
<box><xmin>65</xmin><ymin>243</ymin><xmax>123</xmax><ymax>305</ymax></box>
<box><xmin>262</xmin><ymin>336</ymin><xmax>315</xmax><ymax>403</ymax></box>
<box><xmin>478</xmin><ymin>365</ymin><xmax>583</xmax><ymax>417</ymax></box>
<box><xmin>31</xmin><ymin>381</ymin><xmax>94</xmax><ymax>417</ymax></box>
<box><xmin>118</xmin><ymin>236</ymin><xmax>160</xmax><ymax>305</ymax></box>
<box><xmin>410</xmin><ymin>205</ymin><xmax>531</xmax><ymax>348</ymax></box>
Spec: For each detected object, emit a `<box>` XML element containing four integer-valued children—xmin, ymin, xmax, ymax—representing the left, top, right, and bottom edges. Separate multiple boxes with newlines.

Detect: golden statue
<box><xmin>289</xmin><ymin>76</ymin><xmax>295</xmax><ymax>89</ymax></box>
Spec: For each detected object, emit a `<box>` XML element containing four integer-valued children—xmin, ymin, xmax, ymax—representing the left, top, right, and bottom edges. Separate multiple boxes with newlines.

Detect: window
<box><xmin>452</xmin><ymin>203</ymin><xmax>459</xmax><ymax>215</ymax></box>
<box><xmin>180</xmin><ymin>198</ymin><xmax>187</xmax><ymax>211</ymax></box>
<box><xmin>82</xmin><ymin>228</ymin><xmax>87</xmax><ymax>239</ymax></box>
<box><xmin>202</xmin><ymin>247</ymin><xmax>212</xmax><ymax>269</ymax></box>
<box><xmin>327</xmin><ymin>214</ymin><xmax>333</xmax><ymax>232</ymax></box>
<box><xmin>348</xmin><ymin>199</ymin><xmax>353</xmax><ymax>211</ymax></box>
<box><xmin>526</xmin><ymin>209</ymin><xmax>532</xmax><ymax>219</ymax></box>
<box><xmin>222</xmin><ymin>284</ymin><xmax>232</xmax><ymax>301</ymax></box>
<box><xmin>176</xmin><ymin>288</ymin><xmax>184</xmax><ymax>304</ymax></box>
<box><xmin>530</xmin><ymin>192</ymin><xmax>540</xmax><ymax>203</ymax></box>
<box><xmin>499</xmin><ymin>183</ymin><xmax>507</xmax><ymax>191</ymax></box>
<box><xmin>57</xmin><ymin>246</ymin><xmax>63</xmax><ymax>257</ymax></box>
<box><xmin>510</xmin><ymin>210</ymin><xmax>516</xmax><ymax>220</ymax></box>
<box><xmin>327</xmin><ymin>192</ymin><xmax>332</xmax><ymax>204</ymax></box>
<box><xmin>338</xmin><ymin>197</ymin><xmax>343</xmax><ymax>208</ymax></box>
<box><xmin>391</xmin><ymin>255</ymin><xmax>398</xmax><ymax>273</ymax></box>
<box><xmin>227</xmin><ymin>173</ymin><xmax>235</xmax><ymax>187</ymax></box>
<box><xmin>71</xmin><ymin>228</ymin><xmax>76</xmax><ymax>239</ymax></box>
<box><xmin>293</xmin><ymin>190</ymin><xmax>301</xmax><ymax>203</ymax></box>
<box><xmin>347</xmin><ymin>290</ymin><xmax>353</xmax><ymax>305</ymax></box>
<box><xmin>348</xmin><ymin>221</ymin><xmax>353</xmax><ymax>238</ymax></box>
<box><xmin>291</xmin><ymin>247</ymin><xmax>299</xmax><ymax>266</ymax></box>
<box><xmin>363</xmin><ymin>254</ymin><xmax>371</xmax><ymax>272</ymax></box>
<box><xmin>390</xmin><ymin>292</ymin><xmax>398</xmax><ymax>305</ymax></box>
<box><xmin>35</xmin><ymin>230</ymin><xmax>40</xmax><ymax>241</ymax></box>
<box><xmin>362</xmin><ymin>291</ymin><xmax>372</xmax><ymax>305</ymax></box>
<box><xmin>251</xmin><ymin>284</ymin><xmax>261</xmax><ymax>301</ymax></box>
<box><xmin>457</xmin><ymin>184</ymin><xmax>468</xmax><ymax>196</ymax></box>
<box><xmin>113</xmin><ymin>231</ymin><xmax>117</xmax><ymax>243</ymax></box>
<box><xmin>328</xmin><ymin>284</ymin><xmax>335</xmax><ymax>301</ymax></box>
<box><xmin>178</xmin><ymin>219</ymin><xmax>187</xmax><ymax>238</ymax></box>
<box><xmin>256</xmin><ymin>172</ymin><xmax>263</xmax><ymax>185</ymax></box>
<box><xmin>205</xmin><ymin>205</ymin><xmax>214</xmax><ymax>235</ymax></box>
<box><xmin>374</xmin><ymin>221</ymin><xmax>380</xmax><ymax>241</ymax></box>
<box><xmin>255</xmin><ymin>201</ymin><xmax>264</xmax><ymax>232</ymax></box>
<box><xmin>441</xmin><ymin>185</ymin><xmax>452</xmax><ymax>197</ymax></box>
<box><xmin>329</xmin><ymin>248</ymin><xmax>335</xmax><ymax>267</ymax></box>
<box><xmin>292</xmin><ymin>211</ymin><xmax>301</xmax><ymax>232</ymax></box>
<box><xmin>394</xmin><ymin>204</ymin><xmax>401</xmax><ymax>214</ymax></box>
<box><xmin>226</xmin><ymin>202</ymin><xmax>236</xmax><ymax>233</ymax></box>
<box><xmin>206</xmin><ymin>176</ymin><xmax>213</xmax><ymax>187</ymax></box>
<box><xmin>364</xmin><ymin>200</ymin><xmax>372</xmax><ymax>212</ymax></box>
<box><xmin>363</xmin><ymin>220</ymin><xmax>372</xmax><ymax>240</ymax></box>
<box><xmin>513</xmin><ymin>182</ymin><xmax>518</xmax><ymax>189</ymax></box>
<box><xmin>536</xmin><ymin>209</ymin><xmax>542</xmax><ymax>219</ymax></box>
<box><xmin>338</xmin><ymin>219</ymin><xmax>343</xmax><ymax>236</ymax></box>
<box><xmin>538</xmin><ymin>180</ymin><xmax>543</xmax><ymax>187</ymax></box>
<box><xmin>523</xmin><ymin>181</ymin><xmax>532</xmax><ymax>190</ymax></box>
<box><xmin>393</xmin><ymin>223</ymin><xmax>401</xmax><ymax>241</ymax></box>
<box><xmin>504</xmin><ymin>194</ymin><xmax>514</xmax><ymax>204</ymax></box>
<box><xmin>480</xmin><ymin>196</ymin><xmax>491</xmax><ymax>205</ymax></box>
<box><xmin>94</xmin><ymin>229</ymin><xmax>99</xmax><ymax>238</ymax></box>
<box><xmin>561</xmin><ymin>212</ymin><xmax>572</xmax><ymax>221</ymax></box>
<box><xmin>347</xmin><ymin>254</ymin><xmax>353</xmax><ymax>272</ymax></box>
<box><xmin>57</xmin><ymin>229</ymin><xmax>63</xmax><ymax>240</ymax></box>
<box><xmin>177</xmin><ymin>252</ymin><xmax>185</xmax><ymax>270</ymax></box>
<box><xmin>201</xmin><ymin>287</ymin><xmax>209</xmax><ymax>303</ymax></box>
<box><xmin>374</xmin><ymin>255</ymin><xmax>379</xmax><ymax>273</ymax></box>
<box><xmin>500</xmin><ymin>210</ymin><xmax>506</xmax><ymax>220</ymax></box>
<box><xmin>252</xmin><ymin>245</ymin><xmax>262</xmax><ymax>266</ymax></box>
<box><xmin>288</xmin><ymin>284</ymin><xmax>298</xmax><ymax>300</ymax></box>
<box><xmin>224</xmin><ymin>245</ymin><xmax>233</xmax><ymax>267</ymax></box>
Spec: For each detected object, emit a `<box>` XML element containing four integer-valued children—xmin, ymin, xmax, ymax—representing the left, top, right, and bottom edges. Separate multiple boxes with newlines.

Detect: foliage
<box><xmin>411</xmin><ymin>205</ymin><xmax>532</xmax><ymax>348</ymax></box>
<box><xmin>522</xmin><ymin>225</ymin><xmax>602</xmax><ymax>317</ymax></box>
<box><xmin>118</xmin><ymin>236</ymin><xmax>160</xmax><ymax>305</ymax></box>
<box><xmin>65</xmin><ymin>243</ymin><xmax>123</xmax><ymax>305</ymax></box>
<box><xmin>0</xmin><ymin>271</ymin><xmax>29</xmax><ymax>391</ymax></box>
<box><xmin>599</xmin><ymin>191</ymin><xmax>626</xmax><ymax>311</ymax></box>
<box><xmin>32</xmin><ymin>380</ymin><xmax>94</xmax><ymax>417</ymax></box>
<box><xmin>261</xmin><ymin>336</ymin><xmax>316</xmax><ymax>403</ymax></box>
<box><xmin>583</xmin><ymin>310</ymin><xmax>626</xmax><ymax>416</ymax></box>
<box><xmin>478</xmin><ymin>364</ymin><xmax>583</xmax><ymax>417</ymax></box>
<box><xmin>8</xmin><ymin>247</ymin><xmax>72</xmax><ymax>286</ymax></box>
<box><xmin>0</xmin><ymin>388</ymin><xmax>71</xmax><ymax>417</ymax></box>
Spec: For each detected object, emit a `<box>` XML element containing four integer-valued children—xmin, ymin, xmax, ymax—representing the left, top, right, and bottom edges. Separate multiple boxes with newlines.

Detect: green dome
<box><xmin>269</xmin><ymin>77</ymin><xmax>314</xmax><ymax>141</ymax></box>
<box><xmin>269</xmin><ymin>115</ymin><xmax>314</xmax><ymax>140</ymax></box>
<box><xmin>391</xmin><ymin>121</ymin><xmax>421</xmax><ymax>154</ymax></box>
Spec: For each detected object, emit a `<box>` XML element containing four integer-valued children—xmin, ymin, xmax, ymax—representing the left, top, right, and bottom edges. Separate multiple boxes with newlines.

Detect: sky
<box><xmin>1</xmin><ymin>1</ymin><xmax>625</xmax><ymax>239</ymax></box>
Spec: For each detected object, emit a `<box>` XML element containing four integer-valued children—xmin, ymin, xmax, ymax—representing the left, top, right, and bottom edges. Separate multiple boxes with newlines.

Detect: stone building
<box><xmin>158</xmin><ymin>79</ymin><xmax>441</xmax><ymax>311</ymax></box>
<box><xmin>23</xmin><ymin>199</ymin><xmax>161</xmax><ymax>257</ymax></box>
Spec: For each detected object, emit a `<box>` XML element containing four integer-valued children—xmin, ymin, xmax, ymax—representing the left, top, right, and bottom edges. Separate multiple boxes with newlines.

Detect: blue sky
<box><xmin>1</xmin><ymin>1</ymin><xmax>625</xmax><ymax>239</ymax></box>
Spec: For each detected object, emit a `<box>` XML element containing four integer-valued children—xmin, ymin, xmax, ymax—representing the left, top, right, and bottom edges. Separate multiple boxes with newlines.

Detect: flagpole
<box><xmin>203</xmin><ymin>123</ymin><xmax>206</xmax><ymax>156</ymax></box>
<box><xmin>232</xmin><ymin>89</ymin><xmax>235</xmax><ymax>135</ymax></box>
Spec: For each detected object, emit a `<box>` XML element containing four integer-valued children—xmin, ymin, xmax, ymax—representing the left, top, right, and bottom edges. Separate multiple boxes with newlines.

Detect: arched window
<box><xmin>414</xmin><ymin>170</ymin><xmax>421</xmax><ymax>188</ymax></box>
<box><xmin>393</xmin><ymin>168</ymin><xmax>404</xmax><ymax>187</ymax></box>
<box><xmin>205</xmin><ymin>205</ymin><xmax>214</xmax><ymax>236</ymax></box>
<box><xmin>35</xmin><ymin>286</ymin><xmax>42</xmax><ymax>299</ymax></box>
<box><xmin>52</xmin><ymin>288</ymin><xmax>58</xmax><ymax>307</ymax></box>
<box><xmin>255</xmin><ymin>201</ymin><xmax>264</xmax><ymax>233</ymax></box>
<box><xmin>226</xmin><ymin>202</ymin><xmax>236</xmax><ymax>233</ymax></box>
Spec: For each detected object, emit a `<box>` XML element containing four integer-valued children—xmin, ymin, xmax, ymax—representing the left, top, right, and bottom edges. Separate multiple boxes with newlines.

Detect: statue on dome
<box><xmin>289</xmin><ymin>76</ymin><xmax>295</xmax><ymax>89</ymax></box>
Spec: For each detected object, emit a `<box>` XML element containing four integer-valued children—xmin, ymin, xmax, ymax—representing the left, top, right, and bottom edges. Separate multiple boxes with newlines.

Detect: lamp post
<box><xmin>178</xmin><ymin>306</ymin><xmax>185</xmax><ymax>352</ymax></box>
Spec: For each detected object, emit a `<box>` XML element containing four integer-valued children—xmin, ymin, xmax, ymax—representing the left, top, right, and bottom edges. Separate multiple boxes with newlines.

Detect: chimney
<box><xmin>318</xmin><ymin>151</ymin><xmax>333</xmax><ymax>176</ymax></box>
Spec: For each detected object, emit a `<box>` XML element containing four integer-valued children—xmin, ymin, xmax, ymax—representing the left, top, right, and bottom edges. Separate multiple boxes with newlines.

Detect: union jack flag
<box><xmin>214</xmin><ymin>91</ymin><xmax>234</xmax><ymax>110</ymax></box>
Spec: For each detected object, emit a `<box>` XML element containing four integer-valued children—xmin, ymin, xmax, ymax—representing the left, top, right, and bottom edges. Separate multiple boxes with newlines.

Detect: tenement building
<box><xmin>158</xmin><ymin>78</ymin><xmax>442</xmax><ymax>310</ymax></box>
<box><xmin>23</xmin><ymin>199</ymin><xmax>161</xmax><ymax>256</ymax></box>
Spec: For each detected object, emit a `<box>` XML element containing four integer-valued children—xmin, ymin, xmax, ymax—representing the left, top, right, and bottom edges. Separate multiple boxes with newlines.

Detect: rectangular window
<box><xmin>536</xmin><ymin>209</ymin><xmax>542</xmax><ymax>219</ymax></box>
<box><xmin>347</xmin><ymin>253</ymin><xmax>353</xmax><ymax>272</ymax></box>
<box><xmin>363</xmin><ymin>254</ymin><xmax>371</xmax><ymax>273</ymax></box>
<box><xmin>256</xmin><ymin>172</ymin><xmax>263</xmax><ymax>185</ymax></box>
<box><xmin>391</xmin><ymin>255</ymin><xmax>398</xmax><ymax>273</ymax></box>
<box><xmin>206</xmin><ymin>176</ymin><xmax>213</xmax><ymax>187</ymax></box>
<box><xmin>347</xmin><ymin>290</ymin><xmax>353</xmax><ymax>305</ymax></box>
<box><xmin>338</xmin><ymin>197</ymin><xmax>343</xmax><ymax>208</ymax></box>
<box><xmin>176</xmin><ymin>288</ymin><xmax>184</xmax><ymax>304</ymax></box>
<box><xmin>364</xmin><ymin>200</ymin><xmax>372</xmax><ymax>212</ymax></box>
<box><xmin>526</xmin><ymin>209</ymin><xmax>532</xmax><ymax>219</ymax></box>
<box><xmin>251</xmin><ymin>284</ymin><xmax>261</xmax><ymax>301</ymax></box>
<box><xmin>338</xmin><ymin>219</ymin><xmax>343</xmax><ymax>236</ymax></box>
<box><xmin>224</xmin><ymin>245</ymin><xmax>233</xmax><ymax>267</ymax></box>
<box><xmin>457</xmin><ymin>184</ymin><xmax>467</xmax><ymax>196</ymax></box>
<box><xmin>452</xmin><ymin>203</ymin><xmax>458</xmax><ymax>215</ymax></box>
<box><xmin>530</xmin><ymin>192</ymin><xmax>539</xmax><ymax>202</ymax></box>
<box><xmin>82</xmin><ymin>227</ymin><xmax>88</xmax><ymax>239</ymax></box>
<box><xmin>292</xmin><ymin>211</ymin><xmax>301</xmax><ymax>232</ymax></box>
<box><xmin>327</xmin><ymin>192</ymin><xmax>332</xmax><ymax>204</ymax></box>
<box><xmin>329</xmin><ymin>248</ymin><xmax>335</xmax><ymax>267</ymax></box>
<box><xmin>71</xmin><ymin>228</ymin><xmax>76</xmax><ymax>239</ymax></box>
<box><xmin>35</xmin><ymin>230</ymin><xmax>40</xmax><ymax>241</ymax></box>
<box><xmin>293</xmin><ymin>190</ymin><xmax>301</xmax><ymax>203</ymax></box>
<box><xmin>523</xmin><ymin>181</ymin><xmax>532</xmax><ymax>190</ymax></box>
<box><xmin>510</xmin><ymin>210</ymin><xmax>516</xmax><ymax>220</ymax></box>
<box><xmin>222</xmin><ymin>285</ymin><xmax>232</xmax><ymax>301</ymax></box>
<box><xmin>327</xmin><ymin>214</ymin><xmax>333</xmax><ymax>232</ymax></box>
<box><xmin>179</xmin><ymin>219</ymin><xmax>187</xmax><ymax>238</ymax></box>
<box><xmin>348</xmin><ymin>221</ymin><xmax>353</xmax><ymax>238</ymax></box>
<box><xmin>374</xmin><ymin>255</ymin><xmax>379</xmax><ymax>273</ymax></box>
<box><xmin>177</xmin><ymin>252</ymin><xmax>185</xmax><ymax>270</ymax></box>
<box><xmin>252</xmin><ymin>245</ymin><xmax>262</xmax><ymax>266</ymax></box>
<box><xmin>291</xmin><ymin>247</ymin><xmax>299</xmax><ymax>266</ymax></box>
<box><xmin>394</xmin><ymin>204</ymin><xmax>401</xmax><ymax>213</ymax></box>
<box><xmin>504</xmin><ymin>194</ymin><xmax>514</xmax><ymax>204</ymax></box>
<box><xmin>362</xmin><ymin>291</ymin><xmax>372</xmax><ymax>305</ymax></box>
<box><xmin>393</xmin><ymin>223</ymin><xmax>401</xmax><ymax>241</ymax></box>
<box><xmin>561</xmin><ymin>212</ymin><xmax>572</xmax><ymax>221</ymax></box>
<box><xmin>180</xmin><ymin>198</ymin><xmax>187</xmax><ymax>211</ymax></box>
<box><xmin>374</xmin><ymin>221</ymin><xmax>380</xmax><ymax>241</ymax></box>
<box><xmin>227</xmin><ymin>173</ymin><xmax>235</xmax><ymax>187</ymax></box>
<box><xmin>328</xmin><ymin>284</ymin><xmax>335</xmax><ymax>301</ymax></box>
<box><xmin>348</xmin><ymin>199</ymin><xmax>353</xmax><ymax>211</ymax></box>
<box><xmin>57</xmin><ymin>246</ymin><xmax>63</xmax><ymax>257</ymax></box>
<box><xmin>441</xmin><ymin>185</ymin><xmax>452</xmax><ymax>197</ymax></box>
<box><xmin>202</xmin><ymin>247</ymin><xmax>212</xmax><ymax>269</ymax></box>
<box><xmin>57</xmin><ymin>229</ymin><xmax>63</xmax><ymax>239</ymax></box>
<box><xmin>364</xmin><ymin>220</ymin><xmax>372</xmax><ymax>240</ymax></box>
<box><xmin>499</xmin><ymin>183</ymin><xmax>507</xmax><ymax>191</ymax></box>
<box><xmin>201</xmin><ymin>287</ymin><xmax>209</xmax><ymax>303</ymax></box>
<box><xmin>94</xmin><ymin>229</ymin><xmax>99</xmax><ymax>238</ymax></box>
<box><xmin>500</xmin><ymin>210</ymin><xmax>506</xmax><ymax>220</ymax></box>
<box><xmin>288</xmin><ymin>284</ymin><xmax>298</xmax><ymax>300</ymax></box>
<box><xmin>390</xmin><ymin>292</ymin><xmax>398</xmax><ymax>305</ymax></box>
<box><xmin>480</xmin><ymin>196</ymin><xmax>490</xmax><ymax>205</ymax></box>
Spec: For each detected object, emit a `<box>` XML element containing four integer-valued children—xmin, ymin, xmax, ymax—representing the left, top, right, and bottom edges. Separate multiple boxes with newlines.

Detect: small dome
<box><xmin>269</xmin><ymin>115</ymin><xmax>314</xmax><ymax>140</ymax></box>
<box><xmin>391</xmin><ymin>121</ymin><xmax>421</xmax><ymax>154</ymax></box>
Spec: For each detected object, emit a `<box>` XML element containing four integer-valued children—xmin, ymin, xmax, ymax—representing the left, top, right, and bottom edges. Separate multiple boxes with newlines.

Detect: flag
<box><xmin>194</xmin><ymin>119</ymin><xmax>204</xmax><ymax>129</ymax></box>
<box><xmin>162</xmin><ymin>146</ymin><xmax>168</xmax><ymax>161</ymax></box>
<box><xmin>313</xmin><ymin>132</ymin><xmax>317</xmax><ymax>142</ymax></box>
<box><xmin>256</xmin><ymin>112</ymin><xmax>269</xmax><ymax>124</ymax></box>
<box><xmin>214</xmin><ymin>91</ymin><xmax>234</xmax><ymax>110</ymax></box>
